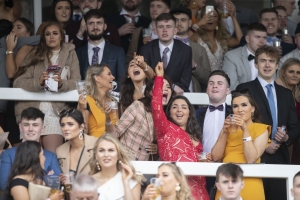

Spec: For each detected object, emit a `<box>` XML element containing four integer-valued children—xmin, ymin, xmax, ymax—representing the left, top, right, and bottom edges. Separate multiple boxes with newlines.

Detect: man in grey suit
<box><xmin>223</xmin><ymin>23</ymin><xmax>267</xmax><ymax>90</ymax></box>
<box><xmin>279</xmin><ymin>24</ymin><xmax>300</xmax><ymax>71</ymax></box>
<box><xmin>170</xmin><ymin>7</ymin><xmax>211</xmax><ymax>92</ymax></box>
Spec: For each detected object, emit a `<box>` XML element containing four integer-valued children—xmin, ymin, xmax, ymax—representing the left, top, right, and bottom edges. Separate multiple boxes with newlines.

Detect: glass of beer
<box><xmin>221</xmin><ymin>0</ymin><xmax>229</xmax><ymax>18</ymax></box>
<box><xmin>76</xmin><ymin>81</ymin><xmax>86</xmax><ymax>97</ymax></box>
<box><xmin>150</xmin><ymin>178</ymin><xmax>163</xmax><ymax>200</ymax></box>
<box><xmin>143</xmin><ymin>28</ymin><xmax>151</xmax><ymax>44</ymax></box>
<box><xmin>64</xmin><ymin>173</ymin><xmax>75</xmax><ymax>193</ymax></box>
<box><xmin>108</xmin><ymin>101</ymin><xmax>119</xmax><ymax>121</ymax></box>
<box><xmin>47</xmin><ymin>175</ymin><xmax>60</xmax><ymax>194</ymax></box>
<box><xmin>229</xmin><ymin>114</ymin><xmax>238</xmax><ymax>134</ymax></box>
<box><xmin>198</xmin><ymin>152</ymin><xmax>208</xmax><ymax>162</ymax></box>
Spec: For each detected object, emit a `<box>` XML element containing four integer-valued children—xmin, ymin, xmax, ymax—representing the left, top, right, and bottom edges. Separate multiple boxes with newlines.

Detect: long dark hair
<box><xmin>15</xmin><ymin>22</ymin><xmax>65</xmax><ymax>79</ymax></box>
<box><xmin>165</xmin><ymin>96</ymin><xmax>202</xmax><ymax>141</ymax></box>
<box><xmin>5</xmin><ymin>141</ymin><xmax>45</xmax><ymax>199</ymax></box>
<box><xmin>50</xmin><ymin>0</ymin><xmax>74</xmax><ymax>28</ymax></box>
<box><xmin>138</xmin><ymin>79</ymin><xmax>154</xmax><ymax>112</ymax></box>
<box><xmin>15</xmin><ymin>18</ymin><xmax>35</xmax><ymax>36</ymax></box>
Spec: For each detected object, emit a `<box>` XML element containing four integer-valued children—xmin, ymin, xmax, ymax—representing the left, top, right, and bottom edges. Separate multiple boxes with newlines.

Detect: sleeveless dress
<box><xmin>215</xmin><ymin>123</ymin><xmax>271</xmax><ymax>200</ymax></box>
<box><xmin>8</xmin><ymin>178</ymin><xmax>29</xmax><ymax>200</ymax></box>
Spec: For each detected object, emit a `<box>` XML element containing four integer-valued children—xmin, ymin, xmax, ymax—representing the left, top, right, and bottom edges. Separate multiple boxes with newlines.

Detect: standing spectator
<box><xmin>223</xmin><ymin>23</ymin><xmax>267</xmax><ymax>90</ymax></box>
<box><xmin>13</xmin><ymin>22</ymin><xmax>81</xmax><ymax>153</ymax></box>
<box><xmin>170</xmin><ymin>7</ymin><xmax>211</xmax><ymax>92</ymax></box>
<box><xmin>292</xmin><ymin>171</ymin><xmax>300</xmax><ymax>200</ymax></box>
<box><xmin>275</xmin><ymin>6</ymin><xmax>294</xmax><ymax>45</ymax></box>
<box><xmin>76</xmin><ymin>9</ymin><xmax>126</xmax><ymax>89</ymax></box>
<box><xmin>106</xmin><ymin>0</ymin><xmax>150</xmax><ymax>53</ymax></box>
<box><xmin>139</xmin><ymin>13</ymin><xmax>192</xmax><ymax>93</ymax></box>
<box><xmin>70</xmin><ymin>174</ymin><xmax>99</xmax><ymax>200</ymax></box>
<box><xmin>236</xmin><ymin>45</ymin><xmax>300</xmax><ymax>200</ymax></box>
<box><xmin>0</xmin><ymin>0</ymin><xmax>22</xmax><ymax>22</ymax></box>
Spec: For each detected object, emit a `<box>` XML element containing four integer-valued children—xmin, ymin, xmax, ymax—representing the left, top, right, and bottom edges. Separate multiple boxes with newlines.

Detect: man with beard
<box><xmin>76</xmin><ymin>9</ymin><xmax>126</xmax><ymax>91</ymax></box>
<box><xmin>106</xmin><ymin>0</ymin><xmax>150</xmax><ymax>53</ymax></box>
<box><xmin>170</xmin><ymin>7</ymin><xmax>211</xmax><ymax>92</ymax></box>
<box><xmin>65</xmin><ymin>0</ymin><xmax>121</xmax><ymax>48</ymax></box>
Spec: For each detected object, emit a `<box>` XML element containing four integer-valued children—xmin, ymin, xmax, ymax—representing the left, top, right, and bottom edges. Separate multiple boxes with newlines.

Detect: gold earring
<box><xmin>96</xmin><ymin>161</ymin><xmax>101</xmax><ymax>171</ymax></box>
<box><xmin>175</xmin><ymin>183</ymin><xmax>181</xmax><ymax>191</ymax></box>
<box><xmin>78</xmin><ymin>130</ymin><xmax>83</xmax><ymax>140</ymax></box>
<box><xmin>215</xmin><ymin>26</ymin><xmax>219</xmax><ymax>30</ymax></box>
<box><xmin>191</xmin><ymin>0</ymin><xmax>197</xmax><ymax>9</ymax></box>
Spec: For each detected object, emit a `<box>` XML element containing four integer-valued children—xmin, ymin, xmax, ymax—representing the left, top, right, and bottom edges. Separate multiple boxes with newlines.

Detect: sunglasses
<box><xmin>58</xmin><ymin>108</ymin><xmax>76</xmax><ymax>117</ymax></box>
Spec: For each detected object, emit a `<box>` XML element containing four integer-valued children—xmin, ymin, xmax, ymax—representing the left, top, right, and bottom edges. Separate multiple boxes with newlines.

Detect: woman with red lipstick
<box><xmin>13</xmin><ymin>21</ymin><xmax>81</xmax><ymax>153</ymax></box>
<box><xmin>152</xmin><ymin>62</ymin><xmax>209</xmax><ymax>200</ymax></box>
<box><xmin>211</xmin><ymin>90</ymin><xmax>270</xmax><ymax>200</ymax></box>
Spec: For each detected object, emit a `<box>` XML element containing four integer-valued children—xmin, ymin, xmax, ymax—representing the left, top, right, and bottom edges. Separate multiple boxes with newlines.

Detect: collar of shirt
<box><xmin>73</xmin><ymin>11</ymin><xmax>82</xmax><ymax>16</ymax></box>
<box><xmin>257</xmin><ymin>75</ymin><xmax>275</xmax><ymax>89</ymax></box>
<box><xmin>246</xmin><ymin>47</ymin><xmax>254</xmax><ymax>57</ymax></box>
<box><xmin>88</xmin><ymin>39</ymin><xmax>105</xmax><ymax>51</ymax></box>
<box><xmin>159</xmin><ymin>40</ymin><xmax>174</xmax><ymax>55</ymax></box>
<box><xmin>120</xmin><ymin>8</ymin><xmax>141</xmax><ymax>17</ymax></box>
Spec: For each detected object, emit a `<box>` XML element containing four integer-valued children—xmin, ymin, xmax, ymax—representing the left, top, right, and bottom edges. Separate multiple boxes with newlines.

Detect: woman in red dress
<box><xmin>151</xmin><ymin>62</ymin><xmax>209</xmax><ymax>200</ymax></box>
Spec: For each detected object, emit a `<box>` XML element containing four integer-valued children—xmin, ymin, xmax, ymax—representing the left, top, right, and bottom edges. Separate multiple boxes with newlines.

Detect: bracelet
<box><xmin>243</xmin><ymin>136</ymin><xmax>252</xmax><ymax>142</ymax></box>
<box><xmin>105</xmin><ymin>121</ymin><xmax>112</xmax><ymax>125</ymax></box>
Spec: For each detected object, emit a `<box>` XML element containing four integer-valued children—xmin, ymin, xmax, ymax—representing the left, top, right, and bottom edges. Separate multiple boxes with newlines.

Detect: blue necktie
<box><xmin>72</xmin><ymin>14</ymin><xmax>81</xmax><ymax>22</ymax></box>
<box><xmin>92</xmin><ymin>47</ymin><xmax>100</xmax><ymax>65</ymax></box>
<box><xmin>266</xmin><ymin>84</ymin><xmax>277</xmax><ymax>139</ymax></box>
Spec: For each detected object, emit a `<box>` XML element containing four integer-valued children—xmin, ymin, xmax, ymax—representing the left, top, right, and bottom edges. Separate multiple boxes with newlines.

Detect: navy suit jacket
<box><xmin>236</xmin><ymin>78</ymin><xmax>300</xmax><ymax>164</ymax></box>
<box><xmin>0</xmin><ymin>147</ymin><xmax>62</xmax><ymax>191</ymax></box>
<box><xmin>76</xmin><ymin>42</ymin><xmax>126</xmax><ymax>92</ymax></box>
<box><xmin>139</xmin><ymin>39</ymin><xmax>192</xmax><ymax>92</ymax></box>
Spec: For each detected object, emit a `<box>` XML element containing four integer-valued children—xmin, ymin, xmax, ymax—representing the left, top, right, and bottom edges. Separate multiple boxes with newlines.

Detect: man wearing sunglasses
<box><xmin>0</xmin><ymin>107</ymin><xmax>62</xmax><ymax>191</ymax></box>
<box><xmin>236</xmin><ymin>45</ymin><xmax>300</xmax><ymax>200</ymax></box>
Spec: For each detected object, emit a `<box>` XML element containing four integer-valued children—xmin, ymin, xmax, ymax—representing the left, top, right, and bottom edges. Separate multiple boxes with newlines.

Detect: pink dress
<box><xmin>152</xmin><ymin>76</ymin><xmax>209</xmax><ymax>200</ymax></box>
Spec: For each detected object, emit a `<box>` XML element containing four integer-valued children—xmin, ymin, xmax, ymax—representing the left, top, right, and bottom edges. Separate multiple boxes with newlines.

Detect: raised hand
<box><xmin>78</xmin><ymin>94</ymin><xmax>87</xmax><ymax>111</ymax></box>
<box><xmin>155</xmin><ymin>62</ymin><xmax>164</xmax><ymax>76</ymax></box>
<box><xmin>77</xmin><ymin>18</ymin><xmax>87</xmax><ymax>38</ymax></box>
<box><xmin>134</xmin><ymin>53</ymin><xmax>147</xmax><ymax>70</ymax></box>
<box><xmin>6</xmin><ymin>32</ymin><xmax>17</xmax><ymax>51</ymax></box>
<box><xmin>120</xmin><ymin>161</ymin><xmax>133</xmax><ymax>183</ymax></box>
<box><xmin>141</xmin><ymin>184</ymin><xmax>156</xmax><ymax>200</ymax></box>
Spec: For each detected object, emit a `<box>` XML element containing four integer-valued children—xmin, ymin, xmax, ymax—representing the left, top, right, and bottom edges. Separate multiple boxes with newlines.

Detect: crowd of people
<box><xmin>1</xmin><ymin>0</ymin><xmax>300</xmax><ymax>200</ymax></box>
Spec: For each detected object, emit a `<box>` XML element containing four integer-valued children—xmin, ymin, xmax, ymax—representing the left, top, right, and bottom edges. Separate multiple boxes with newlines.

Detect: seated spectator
<box><xmin>139</xmin><ymin>13</ymin><xmax>192</xmax><ymax>93</ymax></box>
<box><xmin>89</xmin><ymin>134</ymin><xmax>143</xmax><ymax>199</ymax></box>
<box><xmin>279</xmin><ymin>23</ymin><xmax>300</xmax><ymax>70</ymax></box>
<box><xmin>127</xmin><ymin>0</ymin><xmax>171</xmax><ymax>63</ymax></box>
<box><xmin>292</xmin><ymin>171</ymin><xmax>300</xmax><ymax>200</ymax></box>
<box><xmin>152</xmin><ymin>62</ymin><xmax>209</xmax><ymax>199</ymax></box>
<box><xmin>142</xmin><ymin>162</ymin><xmax>193</xmax><ymax>200</ymax></box>
<box><xmin>57</xmin><ymin>109</ymin><xmax>97</xmax><ymax>176</ymax></box>
<box><xmin>214</xmin><ymin>0</ymin><xmax>259</xmax><ymax>35</ymax></box>
<box><xmin>5</xmin><ymin>141</ymin><xmax>64</xmax><ymax>200</ymax></box>
<box><xmin>190</xmin><ymin>6</ymin><xmax>243</xmax><ymax>71</ymax></box>
<box><xmin>6</xmin><ymin>18</ymin><xmax>35</xmax><ymax>79</ymax></box>
<box><xmin>36</xmin><ymin>0</ymin><xmax>73</xmax><ymax>37</ymax></box>
<box><xmin>106</xmin><ymin>0</ymin><xmax>150</xmax><ymax>53</ymax></box>
<box><xmin>223</xmin><ymin>23</ymin><xmax>267</xmax><ymax>90</ymax></box>
<box><xmin>75</xmin><ymin>9</ymin><xmax>126</xmax><ymax>88</ymax></box>
<box><xmin>212</xmin><ymin>90</ymin><xmax>270</xmax><ymax>200</ymax></box>
<box><xmin>0</xmin><ymin>107</ymin><xmax>62</xmax><ymax>191</ymax></box>
<box><xmin>0</xmin><ymin>0</ymin><xmax>22</xmax><ymax>22</ymax></box>
<box><xmin>78</xmin><ymin>64</ymin><xmax>119</xmax><ymax>138</ymax></box>
<box><xmin>170</xmin><ymin>7</ymin><xmax>211</xmax><ymax>92</ymax></box>
<box><xmin>275</xmin><ymin>6</ymin><xmax>294</xmax><ymax>45</ymax></box>
<box><xmin>70</xmin><ymin>174</ymin><xmax>99</xmax><ymax>200</ymax></box>
<box><xmin>13</xmin><ymin>21</ymin><xmax>81</xmax><ymax>153</ymax></box>
<box><xmin>196</xmin><ymin>70</ymin><xmax>232</xmax><ymax>193</ymax></box>
<box><xmin>215</xmin><ymin>163</ymin><xmax>245</xmax><ymax>200</ymax></box>
<box><xmin>64</xmin><ymin>0</ymin><xmax>121</xmax><ymax>48</ymax></box>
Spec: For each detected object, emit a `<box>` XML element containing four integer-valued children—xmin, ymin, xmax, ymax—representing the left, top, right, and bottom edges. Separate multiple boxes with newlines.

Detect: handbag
<box><xmin>28</xmin><ymin>182</ymin><xmax>51</xmax><ymax>200</ymax></box>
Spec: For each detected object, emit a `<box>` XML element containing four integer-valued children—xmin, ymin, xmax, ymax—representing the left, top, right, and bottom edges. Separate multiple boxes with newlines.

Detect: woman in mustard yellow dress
<box><xmin>78</xmin><ymin>64</ymin><xmax>119</xmax><ymax>137</ymax></box>
<box><xmin>212</xmin><ymin>90</ymin><xmax>271</xmax><ymax>200</ymax></box>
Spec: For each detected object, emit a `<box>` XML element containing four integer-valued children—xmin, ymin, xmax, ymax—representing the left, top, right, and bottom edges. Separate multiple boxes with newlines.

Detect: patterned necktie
<box><xmin>91</xmin><ymin>47</ymin><xmax>100</xmax><ymax>65</ymax></box>
<box><xmin>72</xmin><ymin>14</ymin><xmax>81</xmax><ymax>22</ymax></box>
<box><xmin>175</xmin><ymin>36</ymin><xmax>189</xmax><ymax>44</ymax></box>
<box><xmin>209</xmin><ymin>104</ymin><xmax>224</xmax><ymax>112</ymax></box>
<box><xmin>123</xmin><ymin>14</ymin><xmax>137</xmax><ymax>24</ymax></box>
<box><xmin>248</xmin><ymin>54</ymin><xmax>255</xmax><ymax>61</ymax></box>
<box><xmin>266</xmin><ymin>84</ymin><xmax>277</xmax><ymax>139</ymax></box>
<box><xmin>162</xmin><ymin>47</ymin><xmax>169</xmax><ymax>69</ymax></box>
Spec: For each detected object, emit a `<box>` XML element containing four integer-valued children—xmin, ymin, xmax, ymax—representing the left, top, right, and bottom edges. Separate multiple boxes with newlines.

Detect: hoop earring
<box><xmin>79</xmin><ymin>130</ymin><xmax>83</xmax><ymax>140</ymax></box>
<box><xmin>215</xmin><ymin>26</ymin><xmax>219</xmax><ymax>30</ymax></box>
<box><xmin>96</xmin><ymin>161</ymin><xmax>101</xmax><ymax>171</ymax></box>
<box><xmin>175</xmin><ymin>183</ymin><xmax>181</xmax><ymax>191</ymax></box>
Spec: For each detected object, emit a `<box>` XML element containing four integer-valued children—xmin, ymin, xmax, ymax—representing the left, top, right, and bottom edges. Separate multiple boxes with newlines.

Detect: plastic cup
<box><xmin>198</xmin><ymin>152</ymin><xmax>208</xmax><ymax>162</ymax></box>
<box><xmin>229</xmin><ymin>114</ymin><xmax>238</xmax><ymax>134</ymax></box>
<box><xmin>64</xmin><ymin>173</ymin><xmax>75</xmax><ymax>193</ymax></box>
<box><xmin>76</xmin><ymin>81</ymin><xmax>86</xmax><ymax>96</ymax></box>
<box><xmin>47</xmin><ymin>175</ymin><xmax>60</xmax><ymax>194</ymax></box>
<box><xmin>150</xmin><ymin>178</ymin><xmax>162</xmax><ymax>200</ymax></box>
<box><xmin>109</xmin><ymin>101</ymin><xmax>118</xmax><ymax>121</ymax></box>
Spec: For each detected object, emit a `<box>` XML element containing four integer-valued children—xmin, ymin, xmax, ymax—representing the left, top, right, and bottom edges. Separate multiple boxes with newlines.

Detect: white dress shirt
<box><xmin>257</xmin><ymin>76</ymin><xmax>278</xmax><ymax>119</ymax></box>
<box><xmin>88</xmin><ymin>40</ymin><xmax>105</xmax><ymax>65</ymax></box>
<box><xmin>159</xmin><ymin>40</ymin><xmax>174</xmax><ymax>66</ymax></box>
<box><xmin>246</xmin><ymin>48</ymin><xmax>258</xmax><ymax>80</ymax></box>
<box><xmin>203</xmin><ymin>102</ymin><xmax>226</xmax><ymax>153</ymax></box>
<box><xmin>120</xmin><ymin>8</ymin><xmax>141</xmax><ymax>23</ymax></box>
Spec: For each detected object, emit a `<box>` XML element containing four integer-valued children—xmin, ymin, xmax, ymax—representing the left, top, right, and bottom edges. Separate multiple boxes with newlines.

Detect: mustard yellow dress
<box><xmin>86</xmin><ymin>95</ymin><xmax>118</xmax><ymax>138</ymax></box>
<box><xmin>215</xmin><ymin>123</ymin><xmax>271</xmax><ymax>200</ymax></box>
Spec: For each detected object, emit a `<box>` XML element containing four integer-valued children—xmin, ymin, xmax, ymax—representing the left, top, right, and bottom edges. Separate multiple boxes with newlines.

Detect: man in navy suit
<box><xmin>0</xmin><ymin>107</ymin><xmax>61</xmax><ymax>191</ymax></box>
<box><xmin>76</xmin><ymin>9</ymin><xmax>126</xmax><ymax>91</ymax></box>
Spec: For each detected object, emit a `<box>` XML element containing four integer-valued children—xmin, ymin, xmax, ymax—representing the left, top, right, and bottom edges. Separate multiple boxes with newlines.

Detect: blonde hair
<box><xmin>89</xmin><ymin>134</ymin><xmax>144</xmax><ymax>184</ymax></box>
<box><xmin>159</xmin><ymin>163</ymin><xmax>193</xmax><ymax>200</ymax></box>
<box><xmin>279</xmin><ymin>58</ymin><xmax>300</xmax><ymax>102</ymax></box>
<box><xmin>196</xmin><ymin>6</ymin><xmax>230</xmax><ymax>54</ymax></box>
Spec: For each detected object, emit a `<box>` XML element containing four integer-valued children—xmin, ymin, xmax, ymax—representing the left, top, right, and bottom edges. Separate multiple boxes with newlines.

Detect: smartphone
<box><xmin>206</xmin><ymin>5</ymin><xmax>214</xmax><ymax>15</ymax></box>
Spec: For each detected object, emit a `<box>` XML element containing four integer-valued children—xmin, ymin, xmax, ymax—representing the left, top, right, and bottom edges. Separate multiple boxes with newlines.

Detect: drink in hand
<box><xmin>150</xmin><ymin>178</ymin><xmax>163</xmax><ymax>200</ymax></box>
<box><xmin>229</xmin><ymin>114</ymin><xmax>237</xmax><ymax>134</ymax></box>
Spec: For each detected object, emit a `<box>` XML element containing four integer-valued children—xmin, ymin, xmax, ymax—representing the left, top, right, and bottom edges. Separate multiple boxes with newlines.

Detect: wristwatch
<box><xmin>6</xmin><ymin>50</ymin><xmax>13</xmax><ymax>55</ymax></box>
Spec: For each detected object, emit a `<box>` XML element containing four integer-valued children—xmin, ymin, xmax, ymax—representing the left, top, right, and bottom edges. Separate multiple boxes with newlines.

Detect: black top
<box><xmin>8</xmin><ymin>178</ymin><xmax>29</xmax><ymax>200</ymax></box>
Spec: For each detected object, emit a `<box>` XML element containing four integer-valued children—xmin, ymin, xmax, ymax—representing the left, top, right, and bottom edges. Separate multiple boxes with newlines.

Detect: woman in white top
<box><xmin>89</xmin><ymin>134</ymin><xmax>143</xmax><ymax>200</ymax></box>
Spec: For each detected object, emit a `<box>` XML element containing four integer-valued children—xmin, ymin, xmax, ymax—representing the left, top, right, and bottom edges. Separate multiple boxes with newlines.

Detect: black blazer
<box><xmin>236</xmin><ymin>78</ymin><xmax>300</xmax><ymax>164</ymax></box>
<box><xmin>106</xmin><ymin>12</ymin><xmax>150</xmax><ymax>53</ymax></box>
<box><xmin>196</xmin><ymin>104</ymin><xmax>232</xmax><ymax>133</ymax></box>
<box><xmin>75</xmin><ymin>42</ymin><xmax>126</xmax><ymax>92</ymax></box>
<box><xmin>139</xmin><ymin>39</ymin><xmax>192</xmax><ymax>92</ymax></box>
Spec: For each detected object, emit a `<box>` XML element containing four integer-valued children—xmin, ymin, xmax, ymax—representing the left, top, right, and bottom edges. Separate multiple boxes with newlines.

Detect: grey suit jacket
<box><xmin>278</xmin><ymin>49</ymin><xmax>298</xmax><ymax>72</ymax></box>
<box><xmin>222</xmin><ymin>45</ymin><xmax>252</xmax><ymax>91</ymax></box>
<box><xmin>189</xmin><ymin>40</ymin><xmax>211</xmax><ymax>92</ymax></box>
